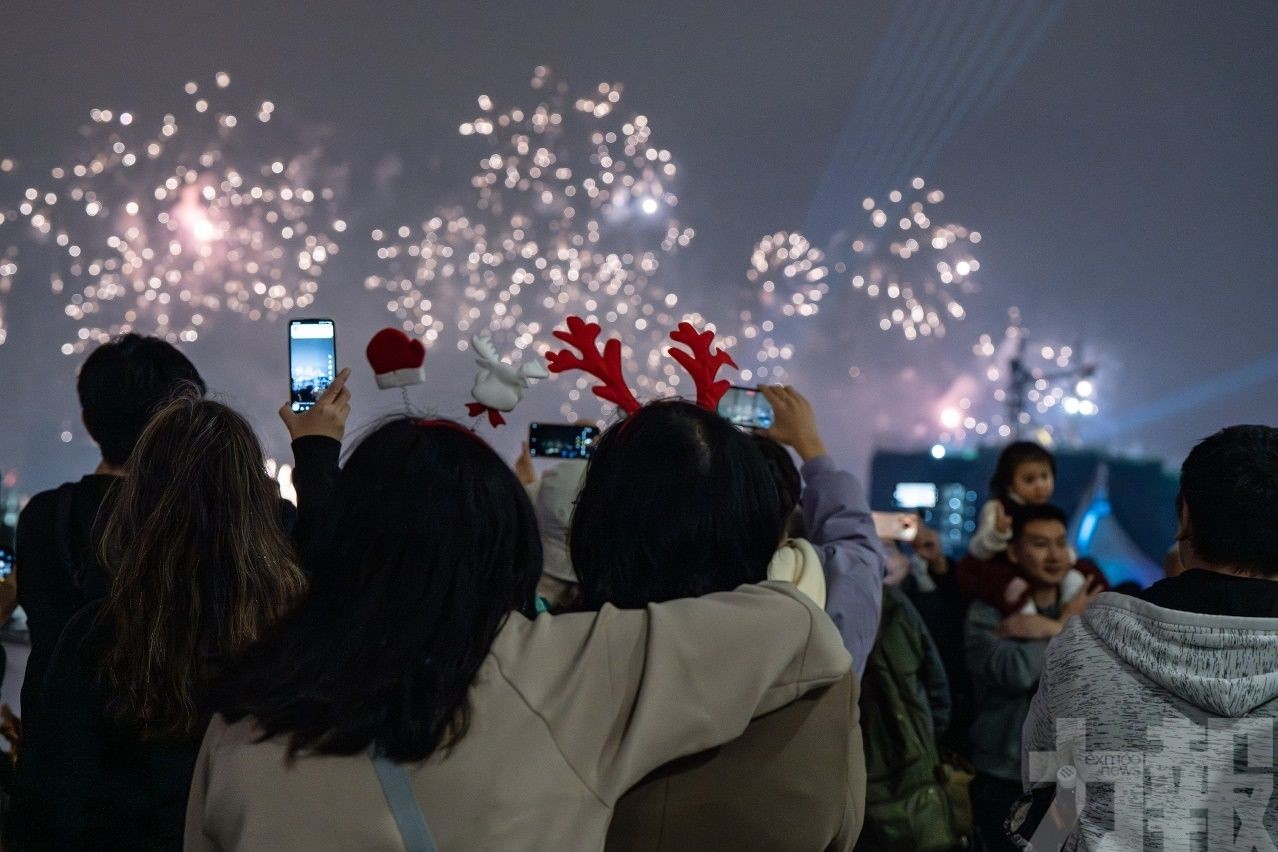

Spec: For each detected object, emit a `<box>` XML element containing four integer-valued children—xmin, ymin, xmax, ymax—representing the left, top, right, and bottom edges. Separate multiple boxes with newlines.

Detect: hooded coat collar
<box><xmin>1082</xmin><ymin>591</ymin><xmax>1278</xmax><ymax>718</ymax></box>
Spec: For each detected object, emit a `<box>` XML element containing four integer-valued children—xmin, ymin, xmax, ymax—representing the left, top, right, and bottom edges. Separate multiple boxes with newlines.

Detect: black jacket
<box><xmin>7</xmin><ymin>600</ymin><xmax>200</xmax><ymax>850</ymax></box>
<box><xmin>15</xmin><ymin>475</ymin><xmax>117</xmax><ymax>736</ymax></box>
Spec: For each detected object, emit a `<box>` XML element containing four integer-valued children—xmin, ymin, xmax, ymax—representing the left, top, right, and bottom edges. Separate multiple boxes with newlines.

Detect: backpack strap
<box><xmin>368</xmin><ymin>745</ymin><xmax>438</xmax><ymax>852</ymax></box>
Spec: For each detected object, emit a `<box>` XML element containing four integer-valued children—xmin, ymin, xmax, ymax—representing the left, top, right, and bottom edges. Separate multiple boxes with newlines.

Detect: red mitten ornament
<box><xmin>366</xmin><ymin>328</ymin><xmax>427</xmax><ymax>389</ymax></box>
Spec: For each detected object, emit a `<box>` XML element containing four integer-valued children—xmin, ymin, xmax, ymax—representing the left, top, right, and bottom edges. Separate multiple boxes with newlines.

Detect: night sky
<box><xmin>2</xmin><ymin>0</ymin><xmax>1275</xmax><ymax>494</ymax></box>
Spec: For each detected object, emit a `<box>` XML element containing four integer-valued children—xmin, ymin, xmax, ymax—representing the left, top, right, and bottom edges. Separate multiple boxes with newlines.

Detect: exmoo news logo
<box><xmin>1027</xmin><ymin>718</ymin><xmax>1277</xmax><ymax>851</ymax></box>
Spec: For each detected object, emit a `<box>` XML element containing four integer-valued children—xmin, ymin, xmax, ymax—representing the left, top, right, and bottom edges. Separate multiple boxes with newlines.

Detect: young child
<box><xmin>959</xmin><ymin>442</ymin><xmax>1106</xmax><ymax>613</ymax></box>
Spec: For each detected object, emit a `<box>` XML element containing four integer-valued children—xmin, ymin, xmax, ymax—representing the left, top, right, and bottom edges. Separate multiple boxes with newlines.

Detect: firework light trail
<box><xmin>0</xmin><ymin>72</ymin><xmax>344</xmax><ymax>354</ymax></box>
<box><xmin>367</xmin><ymin>67</ymin><xmax>705</xmax><ymax>417</ymax></box>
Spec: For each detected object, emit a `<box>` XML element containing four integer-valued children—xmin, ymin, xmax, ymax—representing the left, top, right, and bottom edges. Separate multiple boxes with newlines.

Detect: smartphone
<box><xmin>289</xmin><ymin>319</ymin><xmax>337</xmax><ymax>412</ymax></box>
<box><xmin>0</xmin><ymin>545</ymin><xmax>13</xmax><ymax>582</ymax></box>
<box><xmin>717</xmin><ymin>386</ymin><xmax>775</xmax><ymax>430</ymax></box>
<box><xmin>529</xmin><ymin>423</ymin><xmax>599</xmax><ymax>460</ymax></box>
<box><xmin>892</xmin><ymin>482</ymin><xmax>939</xmax><ymax>510</ymax></box>
<box><xmin>872</xmin><ymin>511</ymin><xmax>919</xmax><ymax>542</ymax></box>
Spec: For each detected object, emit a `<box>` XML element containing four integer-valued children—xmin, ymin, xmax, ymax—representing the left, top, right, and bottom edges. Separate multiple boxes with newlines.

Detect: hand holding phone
<box><xmin>529</xmin><ymin>423</ymin><xmax>599</xmax><ymax>460</ymax></box>
<box><xmin>757</xmin><ymin>386</ymin><xmax>827</xmax><ymax>462</ymax></box>
<box><xmin>872</xmin><ymin>511</ymin><xmax>920</xmax><ymax>542</ymax></box>
<box><xmin>289</xmin><ymin>319</ymin><xmax>337</xmax><ymax>412</ymax></box>
<box><xmin>279</xmin><ymin>367</ymin><xmax>352</xmax><ymax>442</ymax></box>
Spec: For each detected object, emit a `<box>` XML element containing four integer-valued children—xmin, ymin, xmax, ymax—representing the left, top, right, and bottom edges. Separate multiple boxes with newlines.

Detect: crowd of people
<box><xmin>0</xmin><ymin>331</ymin><xmax>1275</xmax><ymax>851</ymax></box>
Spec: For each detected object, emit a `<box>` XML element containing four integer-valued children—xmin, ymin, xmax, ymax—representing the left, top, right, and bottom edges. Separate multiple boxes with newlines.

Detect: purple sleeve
<box><xmin>800</xmin><ymin>455</ymin><xmax>887</xmax><ymax>678</ymax></box>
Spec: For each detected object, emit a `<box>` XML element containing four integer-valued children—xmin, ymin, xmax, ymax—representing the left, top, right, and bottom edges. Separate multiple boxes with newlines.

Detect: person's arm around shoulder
<box><xmin>278</xmin><ymin>368</ymin><xmax>350</xmax><ymax>556</ymax></box>
<box><xmin>759</xmin><ymin>385</ymin><xmax>886</xmax><ymax>677</ymax></box>
<box><xmin>495</xmin><ymin>580</ymin><xmax>850</xmax><ymax>806</ymax></box>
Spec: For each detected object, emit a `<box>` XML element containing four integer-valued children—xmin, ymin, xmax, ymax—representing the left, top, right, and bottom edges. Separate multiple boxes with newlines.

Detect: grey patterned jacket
<box><xmin>1021</xmin><ymin>591</ymin><xmax>1278</xmax><ymax>850</ymax></box>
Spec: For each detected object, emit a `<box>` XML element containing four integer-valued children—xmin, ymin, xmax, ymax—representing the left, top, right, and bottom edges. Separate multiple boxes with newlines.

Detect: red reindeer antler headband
<box><xmin>545</xmin><ymin>316</ymin><xmax>643</xmax><ymax>414</ymax></box>
<box><xmin>668</xmin><ymin>321</ymin><xmax>738</xmax><ymax>410</ymax></box>
<box><xmin>545</xmin><ymin>315</ymin><xmax>738</xmax><ymax>413</ymax></box>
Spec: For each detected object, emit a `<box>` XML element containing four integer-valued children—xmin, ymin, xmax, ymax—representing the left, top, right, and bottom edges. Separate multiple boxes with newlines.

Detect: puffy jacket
<box><xmin>856</xmin><ymin>586</ymin><xmax>960</xmax><ymax>852</ymax></box>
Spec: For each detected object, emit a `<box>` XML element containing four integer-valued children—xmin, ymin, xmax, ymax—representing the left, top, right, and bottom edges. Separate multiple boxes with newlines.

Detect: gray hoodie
<box><xmin>1021</xmin><ymin>591</ymin><xmax>1278</xmax><ymax>850</ymax></box>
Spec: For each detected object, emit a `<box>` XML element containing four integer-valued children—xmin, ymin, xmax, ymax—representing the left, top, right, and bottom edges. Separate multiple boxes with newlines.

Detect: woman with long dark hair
<box><xmin>588</xmin><ymin>390</ymin><xmax>871</xmax><ymax>851</ymax></box>
<box><xmin>187</xmin><ymin>412</ymin><xmax>849</xmax><ymax>850</ymax></box>
<box><xmin>8</xmin><ymin>393</ymin><xmax>311</xmax><ymax>849</ymax></box>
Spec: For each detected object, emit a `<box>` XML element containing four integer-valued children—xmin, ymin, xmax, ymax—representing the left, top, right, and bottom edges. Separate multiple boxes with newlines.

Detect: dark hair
<box><xmin>1179</xmin><ymin>425</ymin><xmax>1278</xmax><ymax>577</ymax></box>
<box><xmin>77</xmin><ymin>333</ymin><xmax>206</xmax><ymax>466</ymax></box>
<box><xmin>570</xmin><ymin>400</ymin><xmax>785</xmax><ymax>609</ymax></box>
<box><xmin>215</xmin><ymin>418</ymin><xmax>542</xmax><ymax>761</ymax></box>
<box><xmin>989</xmin><ymin>441</ymin><xmax>1056</xmax><ymax>501</ymax></box>
<box><xmin>99</xmin><ymin>394</ymin><xmax>305</xmax><ymax>739</ymax></box>
<box><xmin>751</xmin><ymin>434</ymin><xmax>805</xmax><ymax>538</ymax></box>
<box><xmin>1010</xmin><ymin>503</ymin><xmax>1070</xmax><ymax>542</ymax></box>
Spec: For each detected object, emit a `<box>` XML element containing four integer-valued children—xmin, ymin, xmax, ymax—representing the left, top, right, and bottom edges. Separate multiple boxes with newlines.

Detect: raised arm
<box><xmin>759</xmin><ymin>385</ymin><xmax>886</xmax><ymax>677</ymax></box>
<box><xmin>497</xmin><ymin>580</ymin><xmax>851</xmax><ymax>805</ymax></box>
<box><xmin>277</xmin><ymin>368</ymin><xmax>350</xmax><ymax>558</ymax></box>
<box><xmin>968</xmin><ymin>499</ymin><xmax>1013</xmax><ymax>560</ymax></box>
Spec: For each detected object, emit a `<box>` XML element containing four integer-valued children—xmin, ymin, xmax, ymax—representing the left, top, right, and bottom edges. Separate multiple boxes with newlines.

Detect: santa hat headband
<box><xmin>364</xmin><ymin>326</ymin><xmax>546</xmax><ymax>429</ymax></box>
<box><xmin>366</xmin><ymin>328</ymin><xmax>427</xmax><ymax>389</ymax></box>
<box><xmin>544</xmin><ymin>315</ymin><xmax>738</xmax><ymax>414</ymax></box>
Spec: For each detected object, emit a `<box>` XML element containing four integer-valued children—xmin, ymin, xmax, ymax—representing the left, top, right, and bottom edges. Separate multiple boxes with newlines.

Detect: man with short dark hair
<box><xmin>15</xmin><ymin>334</ymin><xmax>205</xmax><ymax>734</ymax></box>
<box><xmin>965</xmin><ymin>504</ymin><xmax>1102</xmax><ymax>850</ymax></box>
<box><xmin>1021</xmin><ymin>425</ymin><xmax>1278</xmax><ymax>848</ymax></box>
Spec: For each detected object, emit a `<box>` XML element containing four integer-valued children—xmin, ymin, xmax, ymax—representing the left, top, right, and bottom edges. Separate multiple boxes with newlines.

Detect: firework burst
<box><xmin>838</xmin><ymin>177</ymin><xmax>979</xmax><ymax>342</ymax></box>
<box><xmin>729</xmin><ymin>230</ymin><xmax>825</xmax><ymax>383</ymax></box>
<box><xmin>366</xmin><ymin>67</ymin><xmax>701</xmax><ymax>411</ymax></box>
<box><xmin>0</xmin><ymin>72</ymin><xmax>344</xmax><ymax>353</ymax></box>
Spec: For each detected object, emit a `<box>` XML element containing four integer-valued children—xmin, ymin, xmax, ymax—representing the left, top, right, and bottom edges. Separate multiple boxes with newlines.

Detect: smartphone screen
<box><xmin>717</xmin><ymin>386</ymin><xmax>775</xmax><ymax>430</ymax></box>
<box><xmin>893</xmin><ymin>482</ymin><xmax>939</xmax><ymax>509</ymax></box>
<box><xmin>529</xmin><ymin>423</ymin><xmax>599</xmax><ymax>460</ymax></box>
<box><xmin>0</xmin><ymin>545</ymin><xmax>13</xmax><ymax>582</ymax></box>
<box><xmin>289</xmin><ymin>319</ymin><xmax>336</xmax><ymax>412</ymax></box>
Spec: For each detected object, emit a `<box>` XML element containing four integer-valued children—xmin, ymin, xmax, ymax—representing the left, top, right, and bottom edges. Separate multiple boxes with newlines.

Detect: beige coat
<box><xmin>184</xmin><ymin>582</ymin><xmax>850</xmax><ymax>851</ymax></box>
<box><xmin>607</xmin><ymin>673</ymin><xmax>864</xmax><ymax>851</ymax></box>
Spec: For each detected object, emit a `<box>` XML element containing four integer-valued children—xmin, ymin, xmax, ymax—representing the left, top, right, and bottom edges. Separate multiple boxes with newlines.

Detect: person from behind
<box><xmin>14</xmin><ymin>333</ymin><xmax>205</xmax><ymax>736</ymax></box>
<box><xmin>854</xmin><ymin>537</ymin><xmax>962</xmax><ymax>851</ymax></box>
<box><xmin>750</xmin><ymin>388</ymin><xmax>888</xmax><ymax>669</ymax></box>
<box><xmin>900</xmin><ymin>524</ymin><xmax>975</xmax><ymax>759</ymax></box>
<box><xmin>187</xmin><ymin>404</ymin><xmax>849</xmax><ymax>849</ymax></box>
<box><xmin>958</xmin><ymin>441</ymin><xmax>1107</xmax><ymax>616</ymax></box>
<box><xmin>6</xmin><ymin>394</ymin><xmax>309</xmax><ymax>849</ymax></box>
<box><xmin>755</xmin><ymin>385</ymin><xmax>887</xmax><ymax>676</ymax></box>
<box><xmin>1019</xmin><ymin>425</ymin><xmax>1278</xmax><ymax>848</ymax></box>
<box><xmin>606</xmin><ymin>389</ymin><xmax>868</xmax><ymax>851</ymax></box>
<box><xmin>965</xmin><ymin>504</ymin><xmax>1102</xmax><ymax>851</ymax></box>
